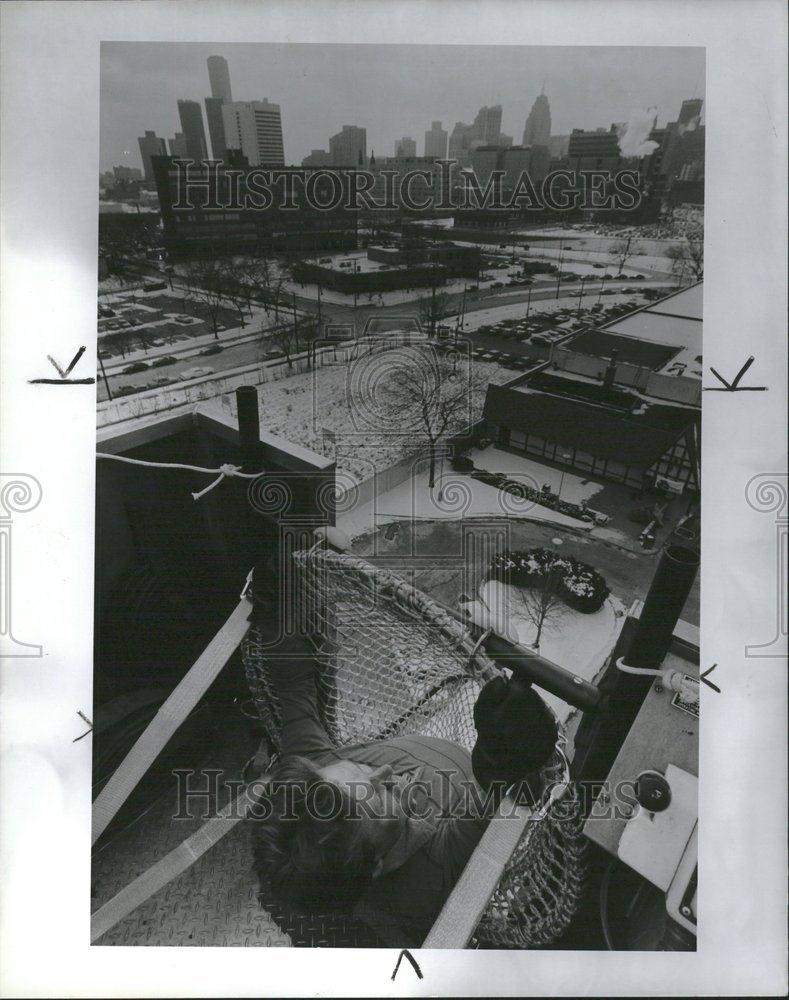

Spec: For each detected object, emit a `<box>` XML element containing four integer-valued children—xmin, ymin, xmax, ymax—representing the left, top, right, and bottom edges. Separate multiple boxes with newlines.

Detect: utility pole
<box><xmin>292</xmin><ymin>292</ymin><xmax>299</xmax><ymax>352</ymax></box>
<box><xmin>352</xmin><ymin>260</ymin><xmax>359</xmax><ymax>336</ymax></box>
<box><xmin>576</xmin><ymin>276</ymin><xmax>588</xmax><ymax>318</ymax></box>
<box><xmin>597</xmin><ymin>269</ymin><xmax>607</xmax><ymax>307</ymax></box>
<box><xmin>526</xmin><ymin>284</ymin><xmax>532</xmax><ymax>320</ymax></box>
<box><xmin>430</xmin><ymin>281</ymin><xmax>437</xmax><ymax>338</ymax></box>
<box><xmin>97</xmin><ymin>351</ymin><xmax>113</xmax><ymax>401</ymax></box>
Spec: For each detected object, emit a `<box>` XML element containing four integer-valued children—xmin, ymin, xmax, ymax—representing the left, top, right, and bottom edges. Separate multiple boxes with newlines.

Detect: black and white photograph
<box><xmin>0</xmin><ymin>2</ymin><xmax>786</xmax><ymax>997</ymax></box>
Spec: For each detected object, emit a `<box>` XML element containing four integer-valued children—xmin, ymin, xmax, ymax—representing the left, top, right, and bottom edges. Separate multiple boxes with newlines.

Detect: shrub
<box><xmin>485</xmin><ymin>547</ymin><xmax>610</xmax><ymax>613</ymax></box>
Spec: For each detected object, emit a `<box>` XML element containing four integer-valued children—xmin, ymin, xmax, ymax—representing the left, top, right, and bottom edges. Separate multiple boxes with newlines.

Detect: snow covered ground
<box><xmin>234</xmin><ymin>350</ymin><xmax>515</xmax><ymax>486</ymax></box>
<box><xmin>469</xmin><ymin>446</ymin><xmax>606</xmax><ymax>508</ymax></box>
<box><xmin>337</xmin><ymin>458</ymin><xmax>593</xmax><ymax>541</ymax></box>
<box><xmin>478</xmin><ymin>579</ymin><xmax>626</xmax><ymax>722</ymax></box>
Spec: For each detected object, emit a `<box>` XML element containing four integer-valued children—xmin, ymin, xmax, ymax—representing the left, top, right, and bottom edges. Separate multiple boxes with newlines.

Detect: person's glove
<box><xmin>471</xmin><ymin>675</ymin><xmax>558</xmax><ymax>797</ymax></box>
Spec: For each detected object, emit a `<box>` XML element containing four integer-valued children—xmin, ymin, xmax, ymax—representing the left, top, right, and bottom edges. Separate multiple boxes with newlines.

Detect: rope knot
<box><xmin>191</xmin><ymin>463</ymin><xmax>243</xmax><ymax>501</ymax></box>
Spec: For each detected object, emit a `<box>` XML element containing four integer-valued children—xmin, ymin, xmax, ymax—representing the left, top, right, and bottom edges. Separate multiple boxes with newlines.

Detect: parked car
<box><xmin>114</xmin><ymin>384</ymin><xmax>138</xmax><ymax>397</ymax></box>
<box><xmin>122</xmin><ymin>362</ymin><xmax>149</xmax><ymax>374</ymax></box>
<box><xmin>199</xmin><ymin>343</ymin><xmax>224</xmax><ymax>356</ymax></box>
<box><xmin>491</xmin><ymin>281</ymin><xmax>504</xmax><ymax>289</ymax></box>
<box><xmin>178</xmin><ymin>366</ymin><xmax>215</xmax><ymax>381</ymax></box>
<box><xmin>151</xmin><ymin>355</ymin><xmax>177</xmax><ymax>367</ymax></box>
<box><xmin>147</xmin><ymin>376</ymin><xmax>174</xmax><ymax>388</ymax></box>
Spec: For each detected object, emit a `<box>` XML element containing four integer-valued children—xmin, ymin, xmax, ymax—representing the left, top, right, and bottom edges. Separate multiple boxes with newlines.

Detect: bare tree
<box><xmin>610</xmin><ymin>236</ymin><xmax>635</xmax><ymax>275</ymax></box>
<box><xmin>182</xmin><ymin>259</ymin><xmax>227</xmax><ymax>338</ymax></box>
<box><xmin>384</xmin><ymin>346</ymin><xmax>488</xmax><ymax>489</ymax></box>
<box><xmin>666</xmin><ymin>230</ymin><xmax>704</xmax><ymax>283</ymax></box>
<box><xmin>417</xmin><ymin>284</ymin><xmax>451</xmax><ymax>338</ymax></box>
<box><xmin>513</xmin><ymin>559</ymin><xmax>568</xmax><ymax>650</ymax></box>
<box><xmin>270</xmin><ymin>322</ymin><xmax>297</xmax><ymax>369</ymax></box>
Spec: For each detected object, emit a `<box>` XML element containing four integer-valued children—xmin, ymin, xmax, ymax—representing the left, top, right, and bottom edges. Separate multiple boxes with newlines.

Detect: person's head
<box><xmin>251</xmin><ymin>755</ymin><xmax>409</xmax><ymax>911</ymax></box>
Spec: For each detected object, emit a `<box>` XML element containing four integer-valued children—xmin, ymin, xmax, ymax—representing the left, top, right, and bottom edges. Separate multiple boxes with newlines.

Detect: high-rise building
<box><xmin>207</xmin><ymin>55</ymin><xmax>233</xmax><ymax>102</ymax></box>
<box><xmin>469</xmin><ymin>145</ymin><xmax>502</xmax><ymax>188</ymax></box>
<box><xmin>424</xmin><ymin>121</ymin><xmax>448</xmax><ymax>159</ymax></box>
<box><xmin>499</xmin><ymin>133</ymin><xmax>514</xmax><ymax>148</ymax></box>
<box><xmin>177</xmin><ymin>100</ymin><xmax>209</xmax><ymax>162</ymax></box>
<box><xmin>137</xmin><ymin>130</ymin><xmax>167</xmax><ymax>182</ymax></box>
<box><xmin>168</xmin><ymin>133</ymin><xmax>189</xmax><ymax>158</ymax></box>
<box><xmin>329</xmin><ymin>125</ymin><xmax>366</xmax><ymax>166</ymax></box>
<box><xmin>222</xmin><ymin>100</ymin><xmax>285</xmax><ymax>166</ymax></box>
<box><xmin>522</xmin><ymin>89</ymin><xmax>551</xmax><ymax>147</ymax></box>
<box><xmin>448</xmin><ymin>121</ymin><xmax>472</xmax><ymax>164</ymax></box>
<box><xmin>567</xmin><ymin>126</ymin><xmax>621</xmax><ymax>172</ymax></box>
<box><xmin>472</xmin><ymin>104</ymin><xmax>503</xmax><ymax>145</ymax></box>
<box><xmin>301</xmin><ymin>149</ymin><xmax>333</xmax><ymax>167</ymax></box>
<box><xmin>204</xmin><ymin>97</ymin><xmax>228</xmax><ymax>160</ymax></box>
<box><xmin>394</xmin><ymin>136</ymin><xmax>417</xmax><ymax>158</ymax></box>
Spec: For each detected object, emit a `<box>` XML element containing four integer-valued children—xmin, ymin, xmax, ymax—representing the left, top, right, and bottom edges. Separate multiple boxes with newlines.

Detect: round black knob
<box><xmin>635</xmin><ymin>770</ymin><xmax>672</xmax><ymax>812</ymax></box>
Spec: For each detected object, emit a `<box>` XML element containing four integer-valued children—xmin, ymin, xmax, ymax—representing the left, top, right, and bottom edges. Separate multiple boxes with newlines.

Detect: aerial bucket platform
<box><xmin>90</xmin><ymin>531</ymin><xmax>588</xmax><ymax>948</ymax></box>
<box><xmin>243</xmin><ymin>544</ymin><xmax>586</xmax><ymax>949</ymax></box>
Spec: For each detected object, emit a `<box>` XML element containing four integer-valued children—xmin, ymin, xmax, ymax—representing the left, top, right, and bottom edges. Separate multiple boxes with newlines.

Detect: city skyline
<box><xmin>101</xmin><ymin>42</ymin><xmax>704</xmax><ymax>173</ymax></box>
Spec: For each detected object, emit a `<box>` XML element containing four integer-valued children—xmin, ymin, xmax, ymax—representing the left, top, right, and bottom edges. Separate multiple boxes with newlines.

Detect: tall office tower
<box><xmin>222</xmin><ymin>100</ymin><xmax>285</xmax><ymax>166</ymax></box>
<box><xmin>168</xmin><ymin>133</ymin><xmax>189</xmax><ymax>157</ymax></box>
<box><xmin>522</xmin><ymin>88</ymin><xmax>551</xmax><ymax>146</ymax></box>
<box><xmin>137</xmin><ymin>130</ymin><xmax>167</xmax><ymax>182</ymax></box>
<box><xmin>448</xmin><ymin>121</ymin><xmax>472</xmax><ymax>164</ymax></box>
<box><xmin>424</xmin><ymin>120</ymin><xmax>448</xmax><ymax>158</ymax></box>
<box><xmin>394</xmin><ymin>136</ymin><xmax>417</xmax><ymax>157</ymax></box>
<box><xmin>207</xmin><ymin>55</ymin><xmax>233</xmax><ymax>102</ymax></box>
<box><xmin>472</xmin><ymin>104</ymin><xmax>503</xmax><ymax>145</ymax></box>
<box><xmin>204</xmin><ymin>97</ymin><xmax>228</xmax><ymax>159</ymax></box>
<box><xmin>499</xmin><ymin>133</ymin><xmax>514</xmax><ymax>148</ymax></box>
<box><xmin>177</xmin><ymin>100</ymin><xmax>209</xmax><ymax>162</ymax></box>
<box><xmin>329</xmin><ymin>124</ymin><xmax>366</xmax><ymax>166</ymax></box>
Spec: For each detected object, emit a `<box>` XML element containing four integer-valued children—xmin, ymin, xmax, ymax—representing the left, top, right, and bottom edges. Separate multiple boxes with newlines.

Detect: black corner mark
<box><xmin>391</xmin><ymin>949</ymin><xmax>423</xmax><ymax>981</ymax></box>
<box><xmin>73</xmin><ymin>710</ymin><xmax>93</xmax><ymax>742</ymax></box>
<box><xmin>700</xmin><ymin>663</ymin><xmax>721</xmax><ymax>693</ymax></box>
<box><xmin>29</xmin><ymin>345</ymin><xmax>95</xmax><ymax>385</ymax></box>
<box><xmin>704</xmin><ymin>356</ymin><xmax>767</xmax><ymax>392</ymax></box>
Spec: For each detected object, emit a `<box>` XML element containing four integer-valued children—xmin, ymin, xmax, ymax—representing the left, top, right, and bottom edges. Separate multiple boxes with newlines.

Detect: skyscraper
<box><xmin>207</xmin><ymin>55</ymin><xmax>233</xmax><ymax>102</ymax></box>
<box><xmin>472</xmin><ymin>105</ymin><xmax>502</xmax><ymax>145</ymax></box>
<box><xmin>394</xmin><ymin>136</ymin><xmax>417</xmax><ymax>158</ymax></box>
<box><xmin>424</xmin><ymin>121</ymin><xmax>448</xmax><ymax>158</ymax></box>
<box><xmin>204</xmin><ymin>97</ymin><xmax>228</xmax><ymax>160</ymax></box>
<box><xmin>177</xmin><ymin>100</ymin><xmax>209</xmax><ymax>162</ymax></box>
<box><xmin>137</xmin><ymin>130</ymin><xmax>167</xmax><ymax>182</ymax></box>
<box><xmin>222</xmin><ymin>100</ymin><xmax>285</xmax><ymax>166</ymax></box>
<box><xmin>168</xmin><ymin>133</ymin><xmax>189</xmax><ymax>158</ymax></box>
<box><xmin>329</xmin><ymin>125</ymin><xmax>366</xmax><ymax>166</ymax></box>
<box><xmin>522</xmin><ymin>88</ymin><xmax>551</xmax><ymax>146</ymax></box>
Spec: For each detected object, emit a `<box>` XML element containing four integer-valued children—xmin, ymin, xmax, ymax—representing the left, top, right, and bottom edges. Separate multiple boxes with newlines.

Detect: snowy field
<box><xmin>241</xmin><ymin>350</ymin><xmax>516</xmax><ymax>486</ymax></box>
<box><xmin>478</xmin><ymin>579</ymin><xmax>626</xmax><ymax>722</ymax></box>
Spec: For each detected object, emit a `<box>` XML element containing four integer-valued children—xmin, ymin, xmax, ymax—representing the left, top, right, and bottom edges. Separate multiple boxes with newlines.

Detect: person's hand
<box><xmin>471</xmin><ymin>675</ymin><xmax>558</xmax><ymax>794</ymax></box>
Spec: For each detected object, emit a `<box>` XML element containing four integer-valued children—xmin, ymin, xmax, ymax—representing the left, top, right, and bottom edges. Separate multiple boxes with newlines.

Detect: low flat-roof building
<box><xmin>481</xmin><ymin>283</ymin><xmax>702</xmax><ymax>494</ymax></box>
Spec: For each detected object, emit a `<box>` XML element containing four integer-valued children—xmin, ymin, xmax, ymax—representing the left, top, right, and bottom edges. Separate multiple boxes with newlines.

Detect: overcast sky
<box><xmin>100</xmin><ymin>42</ymin><xmax>704</xmax><ymax>172</ymax></box>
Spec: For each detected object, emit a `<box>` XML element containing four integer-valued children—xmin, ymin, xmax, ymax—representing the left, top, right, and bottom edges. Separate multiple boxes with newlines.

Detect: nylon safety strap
<box><xmin>91</xmin><ymin>596</ymin><xmax>252</xmax><ymax>845</ymax></box>
<box><xmin>91</xmin><ymin>784</ymin><xmax>262</xmax><ymax>942</ymax></box>
<box><xmin>422</xmin><ymin>795</ymin><xmax>533</xmax><ymax>949</ymax></box>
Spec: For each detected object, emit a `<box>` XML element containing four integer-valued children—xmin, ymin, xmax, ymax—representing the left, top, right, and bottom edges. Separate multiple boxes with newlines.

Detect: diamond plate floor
<box><xmin>91</xmin><ymin>715</ymin><xmax>293</xmax><ymax>947</ymax></box>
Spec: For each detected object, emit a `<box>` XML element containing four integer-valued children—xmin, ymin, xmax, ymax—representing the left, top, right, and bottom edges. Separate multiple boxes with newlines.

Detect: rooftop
<box><xmin>579</xmin><ymin>283</ymin><xmax>703</xmax><ymax>378</ymax></box>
